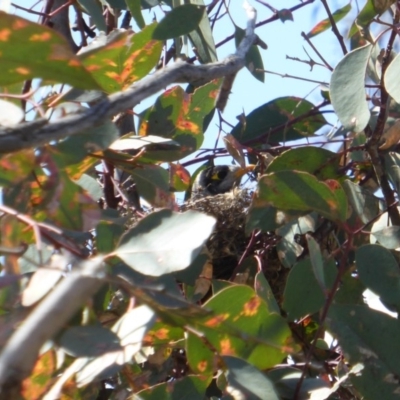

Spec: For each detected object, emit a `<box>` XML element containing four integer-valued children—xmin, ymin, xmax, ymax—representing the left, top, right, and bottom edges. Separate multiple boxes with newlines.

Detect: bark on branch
<box><xmin>0</xmin><ymin>2</ymin><xmax>256</xmax><ymax>394</ymax></box>
<box><xmin>0</xmin><ymin>2</ymin><xmax>256</xmax><ymax>155</ymax></box>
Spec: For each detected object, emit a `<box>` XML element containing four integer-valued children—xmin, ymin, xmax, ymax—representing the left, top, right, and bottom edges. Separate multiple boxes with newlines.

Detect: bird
<box><xmin>191</xmin><ymin>165</ymin><xmax>254</xmax><ymax>199</ymax></box>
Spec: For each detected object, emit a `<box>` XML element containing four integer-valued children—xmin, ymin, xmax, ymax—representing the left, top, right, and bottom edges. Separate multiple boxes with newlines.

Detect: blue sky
<box><xmin>4</xmin><ymin>0</ymin><xmax>357</xmax><ymax>160</ymax></box>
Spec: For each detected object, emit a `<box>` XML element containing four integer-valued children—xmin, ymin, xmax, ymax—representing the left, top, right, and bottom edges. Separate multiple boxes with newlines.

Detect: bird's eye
<box><xmin>217</xmin><ymin>170</ymin><xmax>228</xmax><ymax>180</ymax></box>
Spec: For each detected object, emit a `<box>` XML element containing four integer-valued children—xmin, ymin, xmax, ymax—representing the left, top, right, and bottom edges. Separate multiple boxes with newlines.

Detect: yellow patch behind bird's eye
<box><xmin>211</xmin><ymin>172</ymin><xmax>220</xmax><ymax>180</ymax></box>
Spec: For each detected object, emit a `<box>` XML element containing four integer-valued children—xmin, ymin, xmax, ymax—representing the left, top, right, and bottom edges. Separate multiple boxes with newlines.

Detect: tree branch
<box><xmin>0</xmin><ymin>2</ymin><xmax>257</xmax><ymax>155</ymax></box>
<box><xmin>0</xmin><ymin>257</ymin><xmax>105</xmax><ymax>394</ymax></box>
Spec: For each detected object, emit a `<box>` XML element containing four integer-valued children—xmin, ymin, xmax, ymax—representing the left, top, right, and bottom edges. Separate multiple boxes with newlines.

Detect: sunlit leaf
<box><xmin>139</xmin><ymin>80</ymin><xmax>221</xmax><ymax>160</ymax></box>
<box><xmin>267</xmin><ymin>147</ymin><xmax>341</xmax><ymax>180</ymax></box>
<box><xmin>187</xmin><ymin>285</ymin><xmax>293</xmax><ymax>372</ymax></box>
<box><xmin>59</xmin><ymin>325</ymin><xmax>122</xmax><ymax>357</ymax></box>
<box><xmin>257</xmin><ymin>171</ymin><xmax>347</xmax><ymax>222</ymax></box>
<box><xmin>187</xmin><ymin>0</ymin><xmax>217</xmax><ymax>63</ymax></box>
<box><xmin>235</xmin><ymin>26</ymin><xmax>265</xmax><ymax>82</ymax></box>
<box><xmin>223</xmin><ymin>356</ymin><xmax>280</xmax><ymax>400</ymax></box>
<box><xmin>356</xmin><ymin>244</ymin><xmax>400</xmax><ymax>310</ymax></box>
<box><xmin>0</xmin><ymin>12</ymin><xmax>100</xmax><ymax>89</ymax></box>
<box><xmin>79</xmin><ymin>25</ymin><xmax>162</xmax><ymax>93</ymax></box>
<box><xmin>330</xmin><ymin>44</ymin><xmax>371</xmax><ymax>132</ymax></box>
<box><xmin>327</xmin><ymin>304</ymin><xmax>400</xmax><ymax>399</ymax></box>
<box><xmin>115</xmin><ymin>209</ymin><xmax>216</xmax><ymax>276</ymax></box>
<box><xmin>307</xmin><ymin>3</ymin><xmax>351</xmax><ymax>38</ymax></box>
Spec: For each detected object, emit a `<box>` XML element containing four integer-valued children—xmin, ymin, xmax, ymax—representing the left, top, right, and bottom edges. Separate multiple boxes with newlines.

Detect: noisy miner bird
<box><xmin>191</xmin><ymin>165</ymin><xmax>254</xmax><ymax>199</ymax></box>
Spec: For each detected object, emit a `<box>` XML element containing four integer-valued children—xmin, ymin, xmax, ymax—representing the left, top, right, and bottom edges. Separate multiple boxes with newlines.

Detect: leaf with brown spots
<box><xmin>79</xmin><ymin>24</ymin><xmax>162</xmax><ymax>93</ymax></box>
<box><xmin>0</xmin><ymin>12</ymin><xmax>100</xmax><ymax>89</ymax></box>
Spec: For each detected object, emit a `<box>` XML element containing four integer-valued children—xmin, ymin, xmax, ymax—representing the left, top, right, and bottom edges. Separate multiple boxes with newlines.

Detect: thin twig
<box><xmin>320</xmin><ymin>0</ymin><xmax>347</xmax><ymax>55</ymax></box>
<box><xmin>301</xmin><ymin>32</ymin><xmax>333</xmax><ymax>70</ymax></box>
<box><xmin>215</xmin><ymin>0</ymin><xmax>315</xmax><ymax>48</ymax></box>
<box><xmin>260</xmin><ymin>69</ymin><xmax>328</xmax><ymax>85</ymax></box>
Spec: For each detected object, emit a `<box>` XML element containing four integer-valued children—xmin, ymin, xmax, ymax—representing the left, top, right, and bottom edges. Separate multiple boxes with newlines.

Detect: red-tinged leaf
<box><xmin>80</xmin><ymin>25</ymin><xmax>162</xmax><ymax>93</ymax></box>
<box><xmin>169</xmin><ymin>163</ymin><xmax>191</xmax><ymax>192</ymax></box>
<box><xmin>0</xmin><ymin>12</ymin><xmax>100</xmax><ymax>89</ymax></box>
<box><xmin>266</xmin><ymin>147</ymin><xmax>341</xmax><ymax>180</ymax></box>
<box><xmin>21</xmin><ymin>350</ymin><xmax>56</xmax><ymax>399</ymax></box>
<box><xmin>129</xmin><ymin>164</ymin><xmax>176</xmax><ymax>208</ymax></box>
<box><xmin>139</xmin><ymin>80</ymin><xmax>221</xmax><ymax>160</ymax></box>
<box><xmin>31</xmin><ymin>171</ymin><xmax>101</xmax><ymax>231</ymax></box>
<box><xmin>0</xmin><ymin>150</ymin><xmax>36</xmax><ymax>185</ymax></box>
<box><xmin>257</xmin><ymin>171</ymin><xmax>347</xmax><ymax>222</ymax></box>
<box><xmin>307</xmin><ymin>3</ymin><xmax>351</xmax><ymax>38</ymax></box>
<box><xmin>187</xmin><ymin>285</ymin><xmax>293</xmax><ymax>372</ymax></box>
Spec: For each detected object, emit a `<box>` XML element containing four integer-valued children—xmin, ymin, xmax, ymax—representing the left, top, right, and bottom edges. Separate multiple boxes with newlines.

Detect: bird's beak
<box><xmin>234</xmin><ymin>164</ymin><xmax>256</xmax><ymax>179</ymax></box>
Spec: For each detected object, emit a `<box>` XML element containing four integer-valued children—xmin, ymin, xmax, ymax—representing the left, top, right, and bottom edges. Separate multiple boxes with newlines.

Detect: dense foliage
<box><xmin>1</xmin><ymin>0</ymin><xmax>400</xmax><ymax>399</ymax></box>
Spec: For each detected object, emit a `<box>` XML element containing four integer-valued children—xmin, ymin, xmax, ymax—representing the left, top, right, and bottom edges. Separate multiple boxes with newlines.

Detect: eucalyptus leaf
<box><xmin>115</xmin><ymin>209</ymin><xmax>215</xmax><ymax>276</ymax></box>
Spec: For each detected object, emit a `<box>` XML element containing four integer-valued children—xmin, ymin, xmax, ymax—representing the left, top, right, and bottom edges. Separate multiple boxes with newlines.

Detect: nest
<box><xmin>182</xmin><ymin>189</ymin><xmax>252</xmax><ymax>279</ymax></box>
<box><xmin>182</xmin><ymin>188</ymin><xmax>288</xmax><ymax>302</ymax></box>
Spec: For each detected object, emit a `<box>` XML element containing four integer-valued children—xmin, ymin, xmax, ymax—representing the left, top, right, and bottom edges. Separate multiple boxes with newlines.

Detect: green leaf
<box><xmin>129</xmin><ymin>164</ymin><xmax>174</xmax><ymax>207</ymax></box>
<box><xmin>187</xmin><ymin>285</ymin><xmax>293</xmax><ymax>371</ymax></box>
<box><xmin>223</xmin><ymin>356</ymin><xmax>280</xmax><ymax>400</ymax></box>
<box><xmin>139</xmin><ymin>81</ymin><xmax>221</xmax><ymax>160</ymax></box>
<box><xmin>330</xmin><ymin>44</ymin><xmax>372</xmax><ymax>132</ymax></box>
<box><xmin>78</xmin><ymin>0</ymin><xmax>107</xmax><ymax>32</ymax></box>
<box><xmin>267</xmin><ymin>147</ymin><xmax>341</xmax><ymax>180</ymax></box>
<box><xmin>136</xmin><ymin>375</ymin><xmax>211</xmax><ymax>399</ymax></box>
<box><xmin>50</xmin><ymin>119</ymin><xmax>119</xmax><ymax>168</ymax></box>
<box><xmin>59</xmin><ymin>325</ymin><xmax>121</xmax><ymax>357</ymax></box>
<box><xmin>327</xmin><ymin>304</ymin><xmax>400</xmax><ymax>399</ymax></box>
<box><xmin>33</xmin><ymin>172</ymin><xmax>101</xmax><ymax>231</ymax></box>
<box><xmin>96</xmin><ymin>221</ymin><xmax>125</xmax><ymax>253</ymax></box>
<box><xmin>307</xmin><ymin>3</ymin><xmax>351</xmax><ymax>38</ymax></box>
<box><xmin>306</xmin><ymin>234</ymin><xmax>326</xmax><ymax>292</ymax></box>
<box><xmin>276</xmin><ymin>214</ymin><xmax>318</xmax><ymax>268</ymax></box>
<box><xmin>255</xmin><ymin>272</ymin><xmax>280</xmax><ymax>314</ymax></box>
<box><xmin>231</xmin><ymin>97</ymin><xmax>327</xmax><ymax>144</ymax></box>
<box><xmin>257</xmin><ymin>171</ymin><xmax>347</xmax><ymax>222</ymax></box>
<box><xmin>187</xmin><ymin>0</ymin><xmax>217</xmax><ymax>63</ymax></box>
<box><xmin>80</xmin><ymin>25</ymin><xmax>162</xmax><ymax>93</ymax></box>
<box><xmin>115</xmin><ymin>209</ymin><xmax>215</xmax><ymax>276</ymax></box>
<box><xmin>0</xmin><ymin>151</ymin><xmax>36</xmax><ymax>185</ymax></box>
<box><xmin>152</xmin><ymin>4</ymin><xmax>205</xmax><ymax>40</ymax></box>
<box><xmin>125</xmin><ymin>0</ymin><xmax>145</xmax><ymax>29</ymax></box>
<box><xmin>356</xmin><ymin>244</ymin><xmax>400</xmax><ymax>310</ymax></box>
<box><xmin>283</xmin><ymin>258</ymin><xmax>337</xmax><ymax>321</ymax></box>
<box><xmin>76</xmin><ymin>305</ymin><xmax>156</xmax><ymax>386</ymax></box>
<box><xmin>0</xmin><ymin>12</ymin><xmax>100</xmax><ymax>89</ymax></box>
<box><xmin>349</xmin><ymin>0</ymin><xmax>376</xmax><ymax>38</ymax></box>
<box><xmin>235</xmin><ymin>26</ymin><xmax>265</xmax><ymax>82</ymax></box>
<box><xmin>246</xmin><ymin>202</ymin><xmax>281</xmax><ymax>234</ymax></box>
<box><xmin>74</xmin><ymin>174</ymin><xmax>103</xmax><ymax>202</ymax></box>
<box><xmin>384</xmin><ymin>53</ymin><xmax>400</xmax><ymax>104</ymax></box>
<box><xmin>342</xmin><ymin>180</ymin><xmax>380</xmax><ymax>224</ymax></box>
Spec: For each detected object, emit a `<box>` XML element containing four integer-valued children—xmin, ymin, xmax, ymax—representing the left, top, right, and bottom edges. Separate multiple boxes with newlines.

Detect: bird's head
<box><xmin>191</xmin><ymin>164</ymin><xmax>255</xmax><ymax>198</ymax></box>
